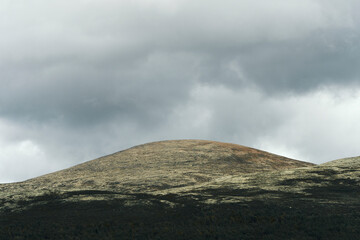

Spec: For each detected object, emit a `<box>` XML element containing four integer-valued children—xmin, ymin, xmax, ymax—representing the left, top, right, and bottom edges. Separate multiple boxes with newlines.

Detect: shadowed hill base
<box><xmin>0</xmin><ymin>140</ymin><xmax>359</xmax><ymax>239</ymax></box>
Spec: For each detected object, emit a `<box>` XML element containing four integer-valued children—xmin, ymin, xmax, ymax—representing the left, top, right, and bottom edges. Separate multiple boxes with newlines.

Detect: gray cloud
<box><xmin>236</xmin><ymin>30</ymin><xmax>360</xmax><ymax>93</ymax></box>
<box><xmin>1</xmin><ymin>0</ymin><xmax>360</xmax><ymax>182</ymax></box>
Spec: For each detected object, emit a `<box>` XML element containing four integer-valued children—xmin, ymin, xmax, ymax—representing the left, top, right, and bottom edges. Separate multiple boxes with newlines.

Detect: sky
<box><xmin>1</xmin><ymin>0</ymin><xmax>360</xmax><ymax>183</ymax></box>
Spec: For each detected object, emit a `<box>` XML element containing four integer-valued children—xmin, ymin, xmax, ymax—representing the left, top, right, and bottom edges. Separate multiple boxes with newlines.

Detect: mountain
<box><xmin>0</xmin><ymin>140</ymin><xmax>359</xmax><ymax>239</ymax></box>
<box><xmin>7</xmin><ymin>140</ymin><xmax>313</xmax><ymax>195</ymax></box>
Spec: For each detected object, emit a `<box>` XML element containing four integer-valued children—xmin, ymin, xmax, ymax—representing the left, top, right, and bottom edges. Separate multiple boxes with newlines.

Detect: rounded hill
<box><xmin>29</xmin><ymin>140</ymin><xmax>314</xmax><ymax>193</ymax></box>
<box><xmin>320</xmin><ymin>156</ymin><xmax>360</xmax><ymax>168</ymax></box>
<box><xmin>3</xmin><ymin>140</ymin><xmax>360</xmax><ymax>240</ymax></box>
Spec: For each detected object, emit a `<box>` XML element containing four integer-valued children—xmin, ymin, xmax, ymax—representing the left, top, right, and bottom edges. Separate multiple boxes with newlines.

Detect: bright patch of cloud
<box><xmin>167</xmin><ymin>84</ymin><xmax>360</xmax><ymax>164</ymax></box>
<box><xmin>0</xmin><ymin>120</ymin><xmax>55</xmax><ymax>183</ymax></box>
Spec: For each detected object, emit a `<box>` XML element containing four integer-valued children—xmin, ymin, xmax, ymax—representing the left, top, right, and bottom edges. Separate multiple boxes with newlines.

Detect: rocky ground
<box><xmin>0</xmin><ymin>140</ymin><xmax>359</xmax><ymax>239</ymax></box>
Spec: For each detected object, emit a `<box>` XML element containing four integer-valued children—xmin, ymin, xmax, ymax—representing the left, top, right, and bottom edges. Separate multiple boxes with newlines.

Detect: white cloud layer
<box><xmin>257</xmin><ymin>86</ymin><xmax>360</xmax><ymax>162</ymax></box>
<box><xmin>165</xmin><ymin>84</ymin><xmax>360</xmax><ymax>163</ymax></box>
<box><xmin>0</xmin><ymin>120</ymin><xmax>50</xmax><ymax>183</ymax></box>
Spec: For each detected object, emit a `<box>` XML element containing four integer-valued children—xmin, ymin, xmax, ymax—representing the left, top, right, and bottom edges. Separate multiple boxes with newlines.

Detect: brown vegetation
<box><xmin>0</xmin><ymin>140</ymin><xmax>359</xmax><ymax>239</ymax></box>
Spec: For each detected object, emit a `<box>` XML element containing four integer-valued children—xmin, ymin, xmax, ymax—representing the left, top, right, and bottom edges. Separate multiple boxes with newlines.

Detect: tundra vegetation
<box><xmin>0</xmin><ymin>140</ymin><xmax>359</xmax><ymax>239</ymax></box>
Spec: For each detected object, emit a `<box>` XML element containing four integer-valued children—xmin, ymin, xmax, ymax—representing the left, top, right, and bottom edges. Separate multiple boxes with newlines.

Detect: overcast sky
<box><xmin>1</xmin><ymin>0</ymin><xmax>360</xmax><ymax>183</ymax></box>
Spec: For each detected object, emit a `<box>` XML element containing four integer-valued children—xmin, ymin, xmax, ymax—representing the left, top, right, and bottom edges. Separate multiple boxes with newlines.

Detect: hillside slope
<box><xmin>1</xmin><ymin>140</ymin><xmax>359</xmax><ymax>239</ymax></box>
<box><xmin>0</xmin><ymin>140</ymin><xmax>313</xmax><ymax>203</ymax></box>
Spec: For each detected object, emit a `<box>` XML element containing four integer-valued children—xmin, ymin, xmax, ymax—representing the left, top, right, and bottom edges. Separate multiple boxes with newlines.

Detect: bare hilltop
<box><xmin>0</xmin><ymin>140</ymin><xmax>359</xmax><ymax>239</ymax></box>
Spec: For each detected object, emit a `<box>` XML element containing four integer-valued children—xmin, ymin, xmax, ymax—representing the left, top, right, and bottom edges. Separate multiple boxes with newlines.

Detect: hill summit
<box><xmin>24</xmin><ymin>139</ymin><xmax>313</xmax><ymax>193</ymax></box>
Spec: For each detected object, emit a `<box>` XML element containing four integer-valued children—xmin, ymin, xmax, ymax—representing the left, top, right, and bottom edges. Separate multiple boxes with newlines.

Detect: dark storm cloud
<box><xmin>0</xmin><ymin>51</ymin><xmax>199</xmax><ymax>127</ymax></box>
<box><xmin>1</xmin><ymin>0</ymin><xmax>360</xmax><ymax>182</ymax></box>
<box><xmin>235</xmin><ymin>30</ymin><xmax>360</xmax><ymax>93</ymax></box>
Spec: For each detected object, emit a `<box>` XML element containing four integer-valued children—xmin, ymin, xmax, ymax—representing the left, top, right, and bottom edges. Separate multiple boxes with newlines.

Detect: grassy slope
<box><xmin>0</xmin><ymin>141</ymin><xmax>359</xmax><ymax>239</ymax></box>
